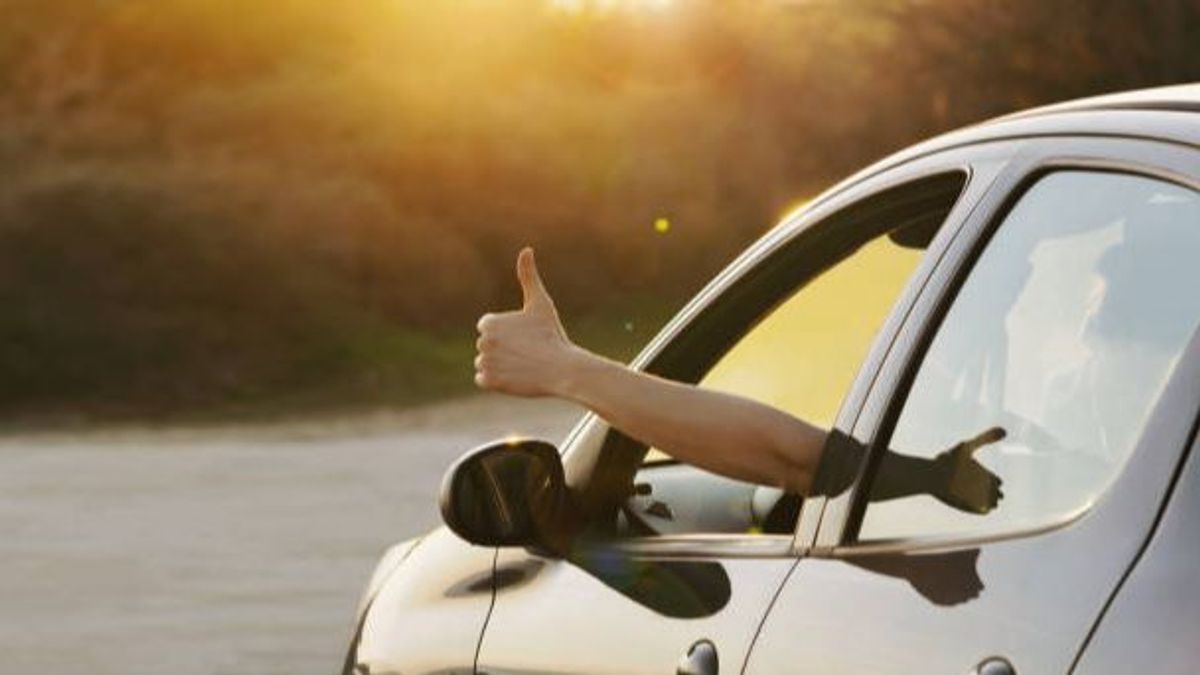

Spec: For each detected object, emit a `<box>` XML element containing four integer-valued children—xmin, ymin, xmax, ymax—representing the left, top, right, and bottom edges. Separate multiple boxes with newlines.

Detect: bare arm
<box><xmin>476</xmin><ymin>248</ymin><xmax>1003</xmax><ymax>511</ymax></box>
<box><xmin>560</xmin><ymin>350</ymin><xmax>827</xmax><ymax>493</ymax></box>
<box><xmin>474</xmin><ymin>247</ymin><xmax>826</xmax><ymax>494</ymax></box>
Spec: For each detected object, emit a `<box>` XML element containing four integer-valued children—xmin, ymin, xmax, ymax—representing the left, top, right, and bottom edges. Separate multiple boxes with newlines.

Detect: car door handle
<box><xmin>677</xmin><ymin>639</ymin><xmax>718</xmax><ymax>675</ymax></box>
<box><xmin>971</xmin><ymin>656</ymin><xmax>1015</xmax><ymax>675</ymax></box>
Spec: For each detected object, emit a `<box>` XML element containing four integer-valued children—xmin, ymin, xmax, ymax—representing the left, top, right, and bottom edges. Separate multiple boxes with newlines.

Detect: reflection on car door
<box><xmin>745</xmin><ymin>143</ymin><xmax>1200</xmax><ymax>674</ymax></box>
<box><xmin>475</xmin><ymin>541</ymin><xmax>796</xmax><ymax>675</ymax></box>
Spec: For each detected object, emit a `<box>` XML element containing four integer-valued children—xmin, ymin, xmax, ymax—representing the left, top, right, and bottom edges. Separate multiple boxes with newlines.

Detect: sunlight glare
<box><xmin>550</xmin><ymin>0</ymin><xmax>675</xmax><ymax>13</ymax></box>
<box><xmin>776</xmin><ymin>197</ymin><xmax>813</xmax><ymax>229</ymax></box>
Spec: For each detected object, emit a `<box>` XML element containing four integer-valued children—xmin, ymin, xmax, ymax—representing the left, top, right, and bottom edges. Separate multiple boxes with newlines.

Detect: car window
<box><xmin>641</xmin><ymin>235</ymin><xmax>924</xmax><ymax>467</ymax></box>
<box><xmin>858</xmin><ymin>171</ymin><xmax>1200</xmax><ymax>543</ymax></box>
<box><xmin>702</xmin><ymin>234</ymin><xmax>924</xmax><ymax>427</ymax></box>
<box><xmin>623</xmin><ymin>171</ymin><xmax>968</xmax><ymax>537</ymax></box>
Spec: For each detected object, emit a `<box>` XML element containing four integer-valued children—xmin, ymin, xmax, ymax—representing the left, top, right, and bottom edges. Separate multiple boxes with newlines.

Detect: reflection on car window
<box><xmin>860</xmin><ymin>171</ymin><xmax>1200</xmax><ymax>542</ymax></box>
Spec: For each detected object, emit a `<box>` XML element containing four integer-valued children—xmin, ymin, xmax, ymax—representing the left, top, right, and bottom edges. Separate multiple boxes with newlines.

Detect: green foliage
<box><xmin>0</xmin><ymin>0</ymin><xmax>1197</xmax><ymax>422</ymax></box>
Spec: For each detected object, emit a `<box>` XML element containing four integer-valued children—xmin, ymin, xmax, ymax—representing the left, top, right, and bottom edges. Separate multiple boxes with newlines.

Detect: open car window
<box><xmin>616</xmin><ymin>171</ymin><xmax>970</xmax><ymax>538</ymax></box>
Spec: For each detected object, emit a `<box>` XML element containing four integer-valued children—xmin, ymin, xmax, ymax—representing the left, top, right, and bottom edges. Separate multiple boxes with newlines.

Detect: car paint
<box><xmin>475</xmin><ymin>546</ymin><xmax>796</xmax><ymax>675</ymax></box>
<box><xmin>353</xmin><ymin>528</ymin><xmax>496</xmax><ymax>674</ymax></box>
<box><xmin>1072</xmin><ymin>419</ymin><xmax>1200</xmax><ymax>674</ymax></box>
<box><xmin>346</xmin><ymin>87</ymin><xmax>1200</xmax><ymax>675</ymax></box>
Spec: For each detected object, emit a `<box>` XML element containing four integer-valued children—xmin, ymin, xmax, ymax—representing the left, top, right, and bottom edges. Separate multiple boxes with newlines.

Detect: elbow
<box><xmin>766</xmin><ymin>419</ymin><xmax>826</xmax><ymax>495</ymax></box>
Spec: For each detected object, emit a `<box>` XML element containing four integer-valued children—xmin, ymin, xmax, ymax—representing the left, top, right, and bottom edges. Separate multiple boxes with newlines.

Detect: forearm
<box><xmin>872</xmin><ymin>451</ymin><xmax>938</xmax><ymax>501</ymax></box>
<box><xmin>555</xmin><ymin>348</ymin><xmax>827</xmax><ymax>494</ymax></box>
<box><xmin>815</xmin><ymin>431</ymin><xmax>940</xmax><ymax>500</ymax></box>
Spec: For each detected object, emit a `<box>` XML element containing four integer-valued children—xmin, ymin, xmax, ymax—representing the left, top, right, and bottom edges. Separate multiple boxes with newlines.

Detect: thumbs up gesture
<box><xmin>475</xmin><ymin>247</ymin><xmax>582</xmax><ymax>397</ymax></box>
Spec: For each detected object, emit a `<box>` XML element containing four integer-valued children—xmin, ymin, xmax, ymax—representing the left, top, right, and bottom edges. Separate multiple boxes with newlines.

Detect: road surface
<box><xmin>0</xmin><ymin>396</ymin><xmax>583</xmax><ymax>675</ymax></box>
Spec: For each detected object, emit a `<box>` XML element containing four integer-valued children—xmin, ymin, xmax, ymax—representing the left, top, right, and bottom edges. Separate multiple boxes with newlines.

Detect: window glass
<box><xmin>625</xmin><ymin>172</ymin><xmax>967</xmax><ymax>536</ymax></box>
<box><xmin>859</xmin><ymin>171</ymin><xmax>1200</xmax><ymax>542</ymax></box>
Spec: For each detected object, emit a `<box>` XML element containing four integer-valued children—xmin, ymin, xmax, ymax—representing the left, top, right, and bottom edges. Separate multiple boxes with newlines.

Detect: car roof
<box><xmin>812</xmin><ymin>83</ymin><xmax>1200</xmax><ymax>213</ymax></box>
<box><xmin>903</xmin><ymin>83</ymin><xmax>1200</xmax><ymax>161</ymax></box>
<box><xmin>996</xmin><ymin>83</ymin><xmax>1200</xmax><ymax>120</ymax></box>
<box><xmin>932</xmin><ymin>82</ymin><xmax>1200</xmax><ymax>152</ymax></box>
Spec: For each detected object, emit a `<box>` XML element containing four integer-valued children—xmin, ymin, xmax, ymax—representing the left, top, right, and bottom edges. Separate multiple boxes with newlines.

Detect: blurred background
<box><xmin>3</xmin><ymin>0</ymin><xmax>1199</xmax><ymax>425</ymax></box>
<box><xmin>1</xmin><ymin>0</ymin><xmax>1197</xmax><ymax>672</ymax></box>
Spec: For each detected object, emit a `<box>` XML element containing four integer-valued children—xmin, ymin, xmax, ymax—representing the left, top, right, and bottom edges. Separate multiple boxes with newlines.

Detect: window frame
<box><xmin>555</xmin><ymin>144</ymin><xmax>1017</xmax><ymax>559</ymax></box>
<box><xmin>818</xmin><ymin>136</ymin><xmax>1200</xmax><ymax>556</ymax></box>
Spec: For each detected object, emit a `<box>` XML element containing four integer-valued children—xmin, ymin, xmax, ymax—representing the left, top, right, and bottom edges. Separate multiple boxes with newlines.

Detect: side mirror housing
<box><xmin>439</xmin><ymin>438</ymin><xmax>576</xmax><ymax>554</ymax></box>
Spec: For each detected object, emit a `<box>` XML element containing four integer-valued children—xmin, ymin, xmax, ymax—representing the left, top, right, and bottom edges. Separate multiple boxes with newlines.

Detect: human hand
<box><xmin>930</xmin><ymin>427</ymin><xmax>1006</xmax><ymax>515</ymax></box>
<box><xmin>474</xmin><ymin>247</ymin><xmax>582</xmax><ymax>397</ymax></box>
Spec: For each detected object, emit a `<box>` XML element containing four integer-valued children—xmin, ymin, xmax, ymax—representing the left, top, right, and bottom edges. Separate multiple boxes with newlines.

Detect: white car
<box><xmin>346</xmin><ymin>84</ymin><xmax>1200</xmax><ymax>675</ymax></box>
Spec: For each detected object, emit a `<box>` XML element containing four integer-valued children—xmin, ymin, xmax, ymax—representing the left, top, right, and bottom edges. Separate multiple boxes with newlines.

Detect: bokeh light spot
<box><xmin>654</xmin><ymin>217</ymin><xmax>671</xmax><ymax>234</ymax></box>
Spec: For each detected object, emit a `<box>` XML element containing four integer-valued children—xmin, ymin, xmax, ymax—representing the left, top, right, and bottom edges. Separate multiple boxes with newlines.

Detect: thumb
<box><xmin>962</xmin><ymin>426</ymin><xmax>1006</xmax><ymax>457</ymax></box>
<box><xmin>517</xmin><ymin>246</ymin><xmax>554</xmax><ymax>312</ymax></box>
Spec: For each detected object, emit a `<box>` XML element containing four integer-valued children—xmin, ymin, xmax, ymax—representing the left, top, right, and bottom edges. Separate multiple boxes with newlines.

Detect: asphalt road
<box><xmin>0</xmin><ymin>396</ymin><xmax>582</xmax><ymax>675</ymax></box>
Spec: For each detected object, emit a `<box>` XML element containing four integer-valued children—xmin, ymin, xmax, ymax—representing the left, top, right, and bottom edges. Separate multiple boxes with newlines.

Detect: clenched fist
<box><xmin>474</xmin><ymin>247</ymin><xmax>585</xmax><ymax>397</ymax></box>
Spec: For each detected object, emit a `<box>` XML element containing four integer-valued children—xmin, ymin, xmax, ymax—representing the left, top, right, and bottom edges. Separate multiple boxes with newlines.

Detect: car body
<box><xmin>344</xmin><ymin>84</ymin><xmax>1200</xmax><ymax>675</ymax></box>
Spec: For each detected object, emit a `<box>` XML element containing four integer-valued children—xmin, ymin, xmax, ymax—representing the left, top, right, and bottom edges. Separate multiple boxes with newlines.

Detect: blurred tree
<box><xmin>0</xmin><ymin>0</ymin><xmax>1196</xmax><ymax>420</ymax></box>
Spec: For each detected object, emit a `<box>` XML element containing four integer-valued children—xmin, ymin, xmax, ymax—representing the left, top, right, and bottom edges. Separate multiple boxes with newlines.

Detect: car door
<box><xmin>745</xmin><ymin>138</ymin><xmax>1200</xmax><ymax>675</ymax></box>
<box><xmin>473</xmin><ymin>149</ymin><xmax>1014</xmax><ymax>675</ymax></box>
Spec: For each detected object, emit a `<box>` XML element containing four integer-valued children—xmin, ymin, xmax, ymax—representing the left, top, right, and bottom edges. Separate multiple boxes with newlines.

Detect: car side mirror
<box><xmin>439</xmin><ymin>438</ymin><xmax>576</xmax><ymax>555</ymax></box>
